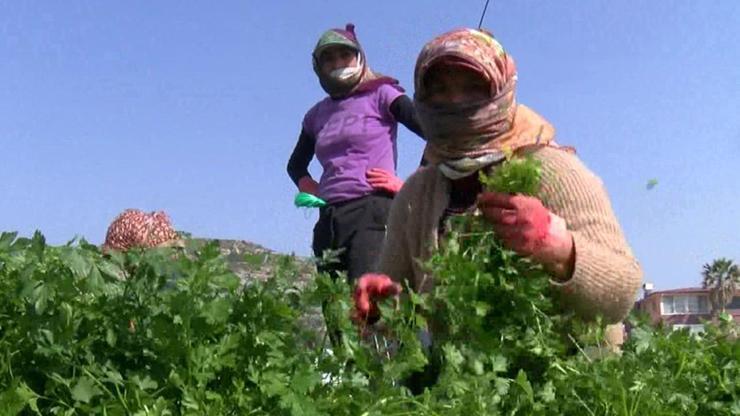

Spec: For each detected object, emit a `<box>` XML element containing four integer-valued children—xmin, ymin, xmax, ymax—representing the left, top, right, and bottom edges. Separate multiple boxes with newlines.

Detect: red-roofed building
<box><xmin>634</xmin><ymin>285</ymin><xmax>740</xmax><ymax>334</ymax></box>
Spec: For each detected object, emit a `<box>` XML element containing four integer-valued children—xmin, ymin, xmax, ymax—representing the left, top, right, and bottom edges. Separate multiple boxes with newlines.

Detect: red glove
<box><xmin>366</xmin><ymin>168</ymin><xmax>404</xmax><ymax>195</ymax></box>
<box><xmin>298</xmin><ymin>176</ymin><xmax>319</xmax><ymax>196</ymax></box>
<box><xmin>353</xmin><ymin>273</ymin><xmax>402</xmax><ymax>324</ymax></box>
<box><xmin>477</xmin><ymin>192</ymin><xmax>575</xmax><ymax>280</ymax></box>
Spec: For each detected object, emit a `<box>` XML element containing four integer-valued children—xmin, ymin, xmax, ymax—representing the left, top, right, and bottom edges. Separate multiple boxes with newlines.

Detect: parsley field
<box><xmin>1</xmin><ymin>158</ymin><xmax>737</xmax><ymax>415</ymax></box>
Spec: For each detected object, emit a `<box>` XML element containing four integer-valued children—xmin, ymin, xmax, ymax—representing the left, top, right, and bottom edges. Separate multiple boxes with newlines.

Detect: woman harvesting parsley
<box><xmin>354</xmin><ymin>28</ymin><xmax>642</xmax><ymax>348</ymax></box>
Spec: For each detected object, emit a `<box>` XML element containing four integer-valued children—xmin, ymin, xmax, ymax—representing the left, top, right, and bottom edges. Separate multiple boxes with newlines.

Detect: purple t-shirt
<box><xmin>303</xmin><ymin>84</ymin><xmax>404</xmax><ymax>204</ymax></box>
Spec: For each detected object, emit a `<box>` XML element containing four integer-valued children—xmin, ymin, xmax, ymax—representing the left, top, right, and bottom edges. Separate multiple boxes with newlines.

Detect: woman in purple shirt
<box><xmin>287</xmin><ymin>23</ymin><xmax>425</xmax><ymax>284</ymax></box>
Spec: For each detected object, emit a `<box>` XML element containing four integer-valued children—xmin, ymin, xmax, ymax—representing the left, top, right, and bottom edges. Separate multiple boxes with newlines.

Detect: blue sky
<box><xmin>1</xmin><ymin>1</ymin><xmax>738</xmax><ymax>290</ymax></box>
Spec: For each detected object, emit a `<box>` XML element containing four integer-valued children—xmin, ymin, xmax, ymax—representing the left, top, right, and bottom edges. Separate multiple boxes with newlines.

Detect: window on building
<box><xmin>661</xmin><ymin>294</ymin><xmax>710</xmax><ymax>315</ymax></box>
<box><xmin>662</xmin><ymin>296</ymin><xmax>674</xmax><ymax>314</ymax></box>
<box><xmin>675</xmin><ymin>296</ymin><xmax>689</xmax><ymax>314</ymax></box>
<box><xmin>662</xmin><ymin>295</ymin><xmax>673</xmax><ymax>314</ymax></box>
<box><xmin>687</xmin><ymin>295</ymin><xmax>708</xmax><ymax>313</ymax></box>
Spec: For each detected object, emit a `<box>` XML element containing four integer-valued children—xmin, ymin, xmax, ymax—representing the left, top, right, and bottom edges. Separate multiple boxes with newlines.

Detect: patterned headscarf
<box><xmin>313</xmin><ymin>23</ymin><xmax>400</xmax><ymax>98</ymax></box>
<box><xmin>414</xmin><ymin>28</ymin><xmax>554</xmax><ymax>178</ymax></box>
<box><xmin>103</xmin><ymin>209</ymin><xmax>181</xmax><ymax>251</ymax></box>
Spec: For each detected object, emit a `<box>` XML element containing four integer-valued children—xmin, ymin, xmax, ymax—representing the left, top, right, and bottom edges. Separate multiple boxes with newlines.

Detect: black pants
<box><xmin>312</xmin><ymin>193</ymin><xmax>393</xmax><ymax>284</ymax></box>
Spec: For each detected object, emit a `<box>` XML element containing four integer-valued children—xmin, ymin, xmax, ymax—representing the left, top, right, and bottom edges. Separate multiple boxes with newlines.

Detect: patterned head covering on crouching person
<box><xmin>414</xmin><ymin>28</ymin><xmax>557</xmax><ymax>178</ymax></box>
<box><xmin>103</xmin><ymin>209</ymin><xmax>182</xmax><ymax>251</ymax></box>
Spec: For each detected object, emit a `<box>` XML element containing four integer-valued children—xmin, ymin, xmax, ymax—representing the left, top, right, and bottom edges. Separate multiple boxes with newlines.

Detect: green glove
<box><xmin>294</xmin><ymin>192</ymin><xmax>327</xmax><ymax>208</ymax></box>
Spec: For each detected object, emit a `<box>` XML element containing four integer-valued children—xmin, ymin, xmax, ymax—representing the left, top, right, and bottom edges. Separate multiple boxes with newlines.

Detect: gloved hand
<box><xmin>298</xmin><ymin>176</ymin><xmax>320</xmax><ymax>196</ymax></box>
<box><xmin>366</xmin><ymin>168</ymin><xmax>404</xmax><ymax>195</ymax></box>
<box><xmin>477</xmin><ymin>191</ymin><xmax>575</xmax><ymax>280</ymax></box>
<box><xmin>353</xmin><ymin>273</ymin><xmax>402</xmax><ymax>324</ymax></box>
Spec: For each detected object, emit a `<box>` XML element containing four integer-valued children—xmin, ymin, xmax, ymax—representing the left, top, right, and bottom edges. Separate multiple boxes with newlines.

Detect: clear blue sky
<box><xmin>1</xmin><ymin>1</ymin><xmax>738</xmax><ymax>290</ymax></box>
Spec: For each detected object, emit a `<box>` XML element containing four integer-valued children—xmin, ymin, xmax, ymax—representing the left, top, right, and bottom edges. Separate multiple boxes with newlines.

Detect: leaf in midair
<box><xmin>646</xmin><ymin>178</ymin><xmax>659</xmax><ymax>190</ymax></box>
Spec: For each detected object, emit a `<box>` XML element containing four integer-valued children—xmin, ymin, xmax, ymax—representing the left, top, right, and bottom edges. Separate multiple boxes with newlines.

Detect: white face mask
<box><xmin>329</xmin><ymin>66</ymin><xmax>362</xmax><ymax>80</ymax></box>
<box><xmin>328</xmin><ymin>54</ymin><xmax>363</xmax><ymax>80</ymax></box>
<box><xmin>438</xmin><ymin>153</ymin><xmax>506</xmax><ymax>180</ymax></box>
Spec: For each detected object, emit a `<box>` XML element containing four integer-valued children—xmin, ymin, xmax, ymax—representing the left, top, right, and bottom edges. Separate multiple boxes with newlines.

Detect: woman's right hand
<box><xmin>298</xmin><ymin>176</ymin><xmax>320</xmax><ymax>196</ymax></box>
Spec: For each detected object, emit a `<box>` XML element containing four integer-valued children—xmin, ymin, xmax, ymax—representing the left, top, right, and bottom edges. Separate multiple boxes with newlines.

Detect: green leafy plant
<box><xmin>0</xmin><ymin>157</ymin><xmax>737</xmax><ymax>415</ymax></box>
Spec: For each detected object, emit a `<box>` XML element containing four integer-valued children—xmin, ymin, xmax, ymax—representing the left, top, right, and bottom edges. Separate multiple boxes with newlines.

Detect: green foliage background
<box><xmin>0</xmin><ymin>158</ymin><xmax>737</xmax><ymax>415</ymax></box>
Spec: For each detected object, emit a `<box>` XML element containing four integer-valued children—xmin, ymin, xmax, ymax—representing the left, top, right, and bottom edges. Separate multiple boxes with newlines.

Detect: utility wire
<box><xmin>478</xmin><ymin>0</ymin><xmax>492</xmax><ymax>29</ymax></box>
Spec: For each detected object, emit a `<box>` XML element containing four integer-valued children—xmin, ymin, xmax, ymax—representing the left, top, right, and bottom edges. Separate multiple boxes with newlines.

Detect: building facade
<box><xmin>635</xmin><ymin>287</ymin><xmax>740</xmax><ymax>334</ymax></box>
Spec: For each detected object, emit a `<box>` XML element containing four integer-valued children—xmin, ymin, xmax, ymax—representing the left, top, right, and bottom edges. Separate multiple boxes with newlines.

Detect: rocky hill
<box><xmin>190</xmin><ymin>238</ymin><xmax>326</xmax><ymax>337</ymax></box>
<box><xmin>190</xmin><ymin>238</ymin><xmax>315</xmax><ymax>285</ymax></box>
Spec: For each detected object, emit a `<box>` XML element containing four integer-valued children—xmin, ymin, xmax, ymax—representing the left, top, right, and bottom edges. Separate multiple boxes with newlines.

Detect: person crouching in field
<box><xmin>353</xmin><ymin>28</ymin><xmax>643</xmax><ymax>352</ymax></box>
<box><xmin>103</xmin><ymin>209</ymin><xmax>183</xmax><ymax>251</ymax></box>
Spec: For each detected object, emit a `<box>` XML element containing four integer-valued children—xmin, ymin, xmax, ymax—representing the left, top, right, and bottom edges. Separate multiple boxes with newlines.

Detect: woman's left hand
<box><xmin>353</xmin><ymin>273</ymin><xmax>402</xmax><ymax>325</ymax></box>
<box><xmin>477</xmin><ymin>191</ymin><xmax>575</xmax><ymax>281</ymax></box>
<box><xmin>366</xmin><ymin>168</ymin><xmax>404</xmax><ymax>194</ymax></box>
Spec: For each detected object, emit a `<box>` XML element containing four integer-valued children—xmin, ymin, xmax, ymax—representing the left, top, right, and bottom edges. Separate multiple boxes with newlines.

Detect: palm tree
<box><xmin>701</xmin><ymin>258</ymin><xmax>740</xmax><ymax>317</ymax></box>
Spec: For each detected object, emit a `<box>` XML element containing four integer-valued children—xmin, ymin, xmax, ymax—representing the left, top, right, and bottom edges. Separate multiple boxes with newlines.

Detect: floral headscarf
<box><xmin>414</xmin><ymin>28</ymin><xmax>555</xmax><ymax>178</ymax></box>
<box><xmin>103</xmin><ymin>209</ymin><xmax>181</xmax><ymax>251</ymax></box>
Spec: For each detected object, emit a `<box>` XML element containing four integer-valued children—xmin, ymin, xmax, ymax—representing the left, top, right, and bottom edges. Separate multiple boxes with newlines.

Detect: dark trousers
<box><xmin>312</xmin><ymin>193</ymin><xmax>393</xmax><ymax>284</ymax></box>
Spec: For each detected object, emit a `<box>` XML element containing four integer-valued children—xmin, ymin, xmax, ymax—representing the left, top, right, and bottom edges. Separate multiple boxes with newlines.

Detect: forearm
<box><xmin>535</xmin><ymin>148</ymin><xmax>643</xmax><ymax>322</ymax></box>
<box><xmin>287</xmin><ymin>128</ymin><xmax>316</xmax><ymax>186</ymax></box>
<box><xmin>377</xmin><ymin>195</ymin><xmax>414</xmax><ymax>287</ymax></box>
<box><xmin>553</xmin><ymin>232</ymin><xmax>642</xmax><ymax>323</ymax></box>
<box><xmin>390</xmin><ymin>95</ymin><xmax>425</xmax><ymax>139</ymax></box>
